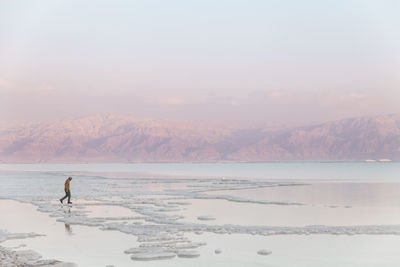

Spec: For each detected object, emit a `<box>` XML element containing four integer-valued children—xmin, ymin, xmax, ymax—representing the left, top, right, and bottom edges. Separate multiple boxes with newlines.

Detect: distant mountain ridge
<box><xmin>1</xmin><ymin>114</ymin><xmax>399</xmax><ymax>163</ymax></box>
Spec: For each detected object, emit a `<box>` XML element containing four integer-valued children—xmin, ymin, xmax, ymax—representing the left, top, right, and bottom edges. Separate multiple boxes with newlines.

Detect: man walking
<box><xmin>60</xmin><ymin>177</ymin><xmax>73</xmax><ymax>204</ymax></box>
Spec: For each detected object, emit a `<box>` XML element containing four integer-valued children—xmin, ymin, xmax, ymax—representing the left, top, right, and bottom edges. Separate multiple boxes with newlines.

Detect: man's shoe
<box><xmin>68</xmin><ymin>202</ymin><xmax>72</xmax><ymax>204</ymax></box>
<box><xmin>60</xmin><ymin>199</ymin><xmax>63</xmax><ymax>204</ymax></box>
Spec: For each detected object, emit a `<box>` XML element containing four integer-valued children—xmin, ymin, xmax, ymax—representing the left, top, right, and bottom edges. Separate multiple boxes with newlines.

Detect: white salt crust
<box><xmin>0</xmin><ymin>230</ymin><xmax>76</xmax><ymax>267</ymax></box>
<box><xmin>257</xmin><ymin>249</ymin><xmax>272</xmax><ymax>255</ymax></box>
<box><xmin>197</xmin><ymin>216</ymin><xmax>216</xmax><ymax>221</ymax></box>
<box><xmin>1</xmin><ymin>176</ymin><xmax>398</xmax><ymax>262</ymax></box>
<box><xmin>177</xmin><ymin>250</ymin><xmax>200</xmax><ymax>258</ymax></box>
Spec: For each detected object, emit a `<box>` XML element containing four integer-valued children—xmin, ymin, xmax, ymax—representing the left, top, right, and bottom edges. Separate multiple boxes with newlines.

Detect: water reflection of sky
<box><xmin>0</xmin><ymin>200</ymin><xmax>138</xmax><ymax>267</ymax></box>
<box><xmin>207</xmin><ymin>182</ymin><xmax>400</xmax><ymax>207</ymax></box>
<box><xmin>2</xmin><ymin>199</ymin><xmax>400</xmax><ymax>267</ymax></box>
<box><xmin>1</xmin><ymin>162</ymin><xmax>400</xmax><ymax>181</ymax></box>
<box><xmin>176</xmin><ymin>199</ymin><xmax>400</xmax><ymax>226</ymax></box>
<box><xmin>1</xmin><ymin>163</ymin><xmax>400</xmax><ymax>266</ymax></box>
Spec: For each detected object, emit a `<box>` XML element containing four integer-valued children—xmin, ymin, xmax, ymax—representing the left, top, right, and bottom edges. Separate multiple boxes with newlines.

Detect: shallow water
<box><xmin>176</xmin><ymin>198</ymin><xmax>400</xmax><ymax>226</ymax></box>
<box><xmin>0</xmin><ymin>162</ymin><xmax>400</xmax><ymax>266</ymax></box>
<box><xmin>207</xmin><ymin>182</ymin><xmax>400</xmax><ymax>207</ymax></box>
<box><xmin>1</xmin><ymin>162</ymin><xmax>400</xmax><ymax>180</ymax></box>
<box><xmin>0</xmin><ymin>200</ymin><xmax>137</xmax><ymax>267</ymax></box>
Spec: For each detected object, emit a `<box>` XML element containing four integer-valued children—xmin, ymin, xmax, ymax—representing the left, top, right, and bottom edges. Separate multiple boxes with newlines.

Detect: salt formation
<box><xmin>177</xmin><ymin>250</ymin><xmax>200</xmax><ymax>258</ymax></box>
<box><xmin>0</xmin><ymin>229</ymin><xmax>75</xmax><ymax>266</ymax></box>
<box><xmin>15</xmin><ymin>249</ymin><xmax>42</xmax><ymax>261</ymax></box>
<box><xmin>197</xmin><ymin>216</ymin><xmax>216</xmax><ymax>221</ymax></box>
<box><xmin>1</xmin><ymin>173</ymin><xmax>398</xmax><ymax>262</ymax></box>
<box><xmin>131</xmin><ymin>251</ymin><xmax>176</xmax><ymax>261</ymax></box>
<box><xmin>0</xmin><ymin>230</ymin><xmax>44</xmax><ymax>243</ymax></box>
<box><xmin>125</xmin><ymin>247</ymin><xmax>176</xmax><ymax>261</ymax></box>
<box><xmin>257</xmin><ymin>249</ymin><xmax>272</xmax><ymax>255</ymax></box>
<box><xmin>123</xmin><ymin>233</ymin><xmax>206</xmax><ymax>260</ymax></box>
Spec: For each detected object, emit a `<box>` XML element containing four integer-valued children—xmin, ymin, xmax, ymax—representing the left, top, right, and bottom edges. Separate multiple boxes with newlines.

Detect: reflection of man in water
<box><xmin>65</xmin><ymin>223</ymin><xmax>72</xmax><ymax>235</ymax></box>
<box><xmin>60</xmin><ymin>177</ymin><xmax>73</xmax><ymax>204</ymax></box>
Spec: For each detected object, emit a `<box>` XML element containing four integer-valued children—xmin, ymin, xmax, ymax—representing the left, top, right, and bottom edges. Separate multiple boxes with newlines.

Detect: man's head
<box><xmin>68</xmin><ymin>177</ymin><xmax>72</xmax><ymax>181</ymax></box>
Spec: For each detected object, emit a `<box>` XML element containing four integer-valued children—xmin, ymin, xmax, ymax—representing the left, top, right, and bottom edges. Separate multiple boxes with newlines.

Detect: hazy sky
<box><xmin>1</xmin><ymin>0</ymin><xmax>400</xmax><ymax>124</ymax></box>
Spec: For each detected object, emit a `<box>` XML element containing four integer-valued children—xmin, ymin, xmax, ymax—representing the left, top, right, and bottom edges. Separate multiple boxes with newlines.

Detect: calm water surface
<box><xmin>0</xmin><ymin>162</ymin><xmax>399</xmax><ymax>181</ymax></box>
<box><xmin>1</xmin><ymin>162</ymin><xmax>399</xmax><ymax>267</ymax></box>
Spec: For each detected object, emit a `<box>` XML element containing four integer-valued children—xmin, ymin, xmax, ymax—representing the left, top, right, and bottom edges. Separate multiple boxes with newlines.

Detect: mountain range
<box><xmin>1</xmin><ymin>114</ymin><xmax>399</xmax><ymax>163</ymax></box>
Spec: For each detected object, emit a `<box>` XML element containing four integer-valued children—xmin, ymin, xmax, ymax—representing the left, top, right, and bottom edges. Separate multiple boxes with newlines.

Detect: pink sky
<box><xmin>1</xmin><ymin>1</ymin><xmax>399</xmax><ymax>125</ymax></box>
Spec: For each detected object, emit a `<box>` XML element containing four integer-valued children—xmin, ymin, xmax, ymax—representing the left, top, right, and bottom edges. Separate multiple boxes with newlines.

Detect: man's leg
<box><xmin>60</xmin><ymin>190</ymin><xmax>68</xmax><ymax>203</ymax></box>
<box><xmin>67</xmin><ymin>191</ymin><xmax>71</xmax><ymax>203</ymax></box>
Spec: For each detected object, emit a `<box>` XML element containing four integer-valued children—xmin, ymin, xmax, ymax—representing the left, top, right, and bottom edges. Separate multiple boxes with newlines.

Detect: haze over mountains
<box><xmin>0</xmin><ymin>114</ymin><xmax>399</xmax><ymax>163</ymax></box>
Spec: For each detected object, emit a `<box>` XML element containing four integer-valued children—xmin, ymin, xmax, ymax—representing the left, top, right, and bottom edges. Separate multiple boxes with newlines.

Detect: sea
<box><xmin>0</xmin><ymin>162</ymin><xmax>399</xmax><ymax>266</ymax></box>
